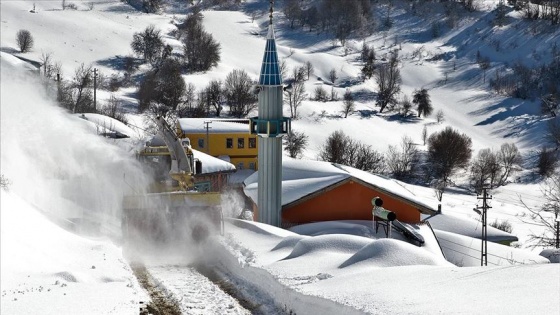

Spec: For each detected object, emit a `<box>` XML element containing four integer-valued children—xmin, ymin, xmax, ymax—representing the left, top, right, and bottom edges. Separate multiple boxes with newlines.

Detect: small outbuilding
<box><xmin>243</xmin><ymin>159</ymin><xmax>438</xmax><ymax>227</ymax></box>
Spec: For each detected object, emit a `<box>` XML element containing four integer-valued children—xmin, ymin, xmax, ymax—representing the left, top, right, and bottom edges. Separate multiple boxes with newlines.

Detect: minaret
<box><xmin>250</xmin><ymin>1</ymin><xmax>291</xmax><ymax>227</ymax></box>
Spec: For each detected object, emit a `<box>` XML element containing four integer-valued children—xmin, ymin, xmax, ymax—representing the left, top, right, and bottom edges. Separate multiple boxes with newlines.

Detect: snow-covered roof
<box><xmin>228</xmin><ymin>169</ymin><xmax>256</xmax><ymax>185</ymax></box>
<box><xmin>74</xmin><ymin>113</ymin><xmax>138</xmax><ymax>140</ymax></box>
<box><xmin>425</xmin><ymin>212</ymin><xmax>518</xmax><ymax>243</ymax></box>
<box><xmin>243</xmin><ymin>158</ymin><xmax>437</xmax><ymax>214</ymax></box>
<box><xmin>177</xmin><ymin>118</ymin><xmax>251</xmax><ymax>134</ymax></box>
<box><xmin>192</xmin><ymin>148</ymin><xmax>236</xmax><ymax>175</ymax></box>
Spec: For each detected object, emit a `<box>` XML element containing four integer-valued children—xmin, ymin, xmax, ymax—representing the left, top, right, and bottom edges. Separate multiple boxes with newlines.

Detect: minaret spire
<box><xmin>269</xmin><ymin>0</ymin><xmax>274</xmax><ymax>26</ymax></box>
<box><xmin>249</xmin><ymin>0</ymin><xmax>291</xmax><ymax>227</ymax></box>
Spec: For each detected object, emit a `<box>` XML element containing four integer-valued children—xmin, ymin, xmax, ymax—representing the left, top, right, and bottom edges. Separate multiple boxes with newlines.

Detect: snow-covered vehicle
<box><xmin>122</xmin><ymin>117</ymin><xmax>223</xmax><ymax>249</ymax></box>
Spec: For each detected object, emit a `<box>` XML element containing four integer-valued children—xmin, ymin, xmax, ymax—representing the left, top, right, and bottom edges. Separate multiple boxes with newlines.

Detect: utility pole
<box><xmin>474</xmin><ymin>187</ymin><xmax>492</xmax><ymax>266</ymax></box>
<box><xmin>56</xmin><ymin>73</ymin><xmax>61</xmax><ymax>100</ymax></box>
<box><xmin>556</xmin><ymin>213</ymin><xmax>560</xmax><ymax>248</ymax></box>
<box><xmin>203</xmin><ymin>121</ymin><xmax>211</xmax><ymax>154</ymax></box>
<box><xmin>93</xmin><ymin>68</ymin><xmax>98</xmax><ymax>112</ymax></box>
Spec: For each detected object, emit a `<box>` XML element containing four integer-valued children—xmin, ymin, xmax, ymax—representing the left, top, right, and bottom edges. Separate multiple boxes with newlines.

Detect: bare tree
<box><xmin>541</xmin><ymin>93</ymin><xmax>559</xmax><ymax>118</ymax></box>
<box><xmin>398</xmin><ymin>95</ymin><xmax>412</xmax><ymax>117</ymax></box>
<box><xmin>354</xmin><ymin>143</ymin><xmax>385</xmax><ymax>173</ymax></box>
<box><xmin>314</xmin><ymin>86</ymin><xmax>328</xmax><ymax>102</ymax></box>
<box><xmin>142</xmin><ymin>0</ymin><xmax>163</xmax><ymax>13</ymax></box>
<box><xmin>436</xmin><ymin>109</ymin><xmax>445</xmax><ymax>123</ymax></box>
<box><xmin>329</xmin><ymin>68</ymin><xmax>338</xmax><ymax>101</ymax></box>
<box><xmin>470</xmin><ymin>148</ymin><xmax>500</xmax><ymax>192</ymax></box>
<box><xmin>427</xmin><ymin>127</ymin><xmax>473</xmax><ymax>185</ymax></box>
<box><xmin>280</xmin><ymin>59</ymin><xmax>288</xmax><ymax>79</ymax></box>
<box><xmin>421</xmin><ymin>125</ymin><xmax>428</xmax><ymax>146</ymax></box>
<box><xmin>496</xmin><ymin>143</ymin><xmax>522</xmax><ymax>185</ymax></box>
<box><xmin>292</xmin><ymin>66</ymin><xmax>305</xmax><ymax>82</ymax></box>
<box><xmin>225</xmin><ymin>69</ymin><xmax>257</xmax><ymax>118</ymax></box>
<box><xmin>177</xmin><ymin>83</ymin><xmax>197</xmax><ymax>117</ymax></box>
<box><xmin>519</xmin><ymin>172</ymin><xmax>560</xmax><ymax>248</ymax></box>
<box><xmin>376</xmin><ymin>50</ymin><xmax>401</xmax><ymax>113</ymax></box>
<box><xmin>16</xmin><ymin>29</ymin><xmax>34</xmax><ymax>53</ymax></box>
<box><xmin>342</xmin><ymin>89</ymin><xmax>355</xmax><ymax>118</ymax></box>
<box><xmin>548</xmin><ymin>117</ymin><xmax>560</xmax><ymax>149</ymax></box>
<box><xmin>283</xmin><ymin>0</ymin><xmax>303</xmax><ymax>28</ymax></box>
<box><xmin>71</xmin><ymin>63</ymin><xmax>94</xmax><ymax>113</ymax></box>
<box><xmin>284</xmin><ymin>80</ymin><xmax>306</xmax><ymax>119</ymax></box>
<box><xmin>386</xmin><ymin>136</ymin><xmax>420</xmax><ymax>180</ymax></box>
<box><xmin>304</xmin><ymin>61</ymin><xmax>314</xmax><ymax>80</ymax></box>
<box><xmin>318</xmin><ymin>130</ymin><xmax>349</xmax><ymax>164</ymax></box>
<box><xmin>318</xmin><ymin>130</ymin><xmax>384</xmax><ymax>173</ymax></box>
<box><xmin>537</xmin><ymin>147</ymin><xmax>557</xmax><ymax>178</ymax></box>
<box><xmin>284</xmin><ymin>129</ymin><xmax>308</xmax><ymax>158</ymax></box>
<box><xmin>205</xmin><ymin>79</ymin><xmax>223</xmax><ymax>117</ymax></box>
<box><xmin>101</xmin><ymin>94</ymin><xmax>128</xmax><ymax>124</ymax></box>
<box><xmin>40</xmin><ymin>52</ymin><xmax>52</xmax><ymax>77</ymax></box>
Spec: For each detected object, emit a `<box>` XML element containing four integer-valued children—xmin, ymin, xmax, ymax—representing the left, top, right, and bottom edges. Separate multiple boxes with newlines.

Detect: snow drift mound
<box><xmin>230</xmin><ymin>219</ymin><xmax>297</xmax><ymax>238</ymax></box>
<box><xmin>290</xmin><ymin>221</ymin><xmax>373</xmax><ymax>237</ymax></box>
<box><xmin>271</xmin><ymin>235</ymin><xmax>308</xmax><ymax>251</ymax></box>
<box><xmin>283</xmin><ymin>235</ymin><xmax>371</xmax><ymax>260</ymax></box>
<box><xmin>339</xmin><ymin>239</ymin><xmax>451</xmax><ymax>268</ymax></box>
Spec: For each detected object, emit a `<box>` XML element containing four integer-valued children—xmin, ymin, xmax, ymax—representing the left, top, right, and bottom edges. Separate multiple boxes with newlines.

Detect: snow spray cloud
<box><xmin>0</xmin><ymin>56</ymin><xmax>149</xmax><ymax>238</ymax></box>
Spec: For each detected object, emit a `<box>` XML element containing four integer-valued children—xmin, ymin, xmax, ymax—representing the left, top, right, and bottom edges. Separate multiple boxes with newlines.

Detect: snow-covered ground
<box><xmin>2</xmin><ymin>1</ymin><xmax>560</xmax><ymax>314</ymax></box>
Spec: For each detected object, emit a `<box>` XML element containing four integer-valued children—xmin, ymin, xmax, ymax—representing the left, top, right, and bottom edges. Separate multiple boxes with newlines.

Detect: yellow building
<box><xmin>176</xmin><ymin>118</ymin><xmax>258</xmax><ymax>171</ymax></box>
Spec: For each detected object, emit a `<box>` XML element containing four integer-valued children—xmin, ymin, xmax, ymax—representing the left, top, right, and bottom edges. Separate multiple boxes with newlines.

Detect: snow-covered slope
<box><xmin>1</xmin><ymin>191</ymin><xmax>147</xmax><ymax>315</ymax></box>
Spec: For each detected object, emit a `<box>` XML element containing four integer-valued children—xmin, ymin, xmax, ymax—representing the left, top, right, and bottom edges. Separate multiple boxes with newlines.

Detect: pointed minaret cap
<box><xmin>259</xmin><ymin>0</ymin><xmax>282</xmax><ymax>86</ymax></box>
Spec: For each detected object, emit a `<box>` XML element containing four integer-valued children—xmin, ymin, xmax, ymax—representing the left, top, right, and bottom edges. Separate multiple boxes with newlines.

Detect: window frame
<box><xmin>226</xmin><ymin>138</ymin><xmax>233</xmax><ymax>149</ymax></box>
<box><xmin>248</xmin><ymin>137</ymin><xmax>256</xmax><ymax>149</ymax></box>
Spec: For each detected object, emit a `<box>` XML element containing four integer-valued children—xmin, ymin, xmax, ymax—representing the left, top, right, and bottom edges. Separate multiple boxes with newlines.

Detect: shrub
<box><xmin>314</xmin><ymin>86</ymin><xmax>328</xmax><ymax>102</ymax></box>
<box><xmin>413</xmin><ymin>88</ymin><xmax>433</xmax><ymax>118</ymax></box>
<box><xmin>537</xmin><ymin>147</ymin><xmax>557</xmax><ymax>177</ymax></box>
<box><xmin>0</xmin><ymin>174</ymin><xmax>10</xmax><ymax>191</ymax></box>
<box><xmin>386</xmin><ymin>136</ymin><xmax>420</xmax><ymax>180</ymax></box>
<box><xmin>490</xmin><ymin>219</ymin><xmax>513</xmax><ymax>234</ymax></box>
<box><xmin>137</xmin><ymin>58</ymin><xmax>185</xmax><ymax>112</ymax></box>
<box><xmin>318</xmin><ymin>130</ymin><xmax>384</xmax><ymax>173</ymax></box>
<box><xmin>284</xmin><ymin>130</ymin><xmax>308</xmax><ymax>159</ymax></box>
<box><xmin>131</xmin><ymin>25</ymin><xmax>164</xmax><ymax>65</ymax></box>
<box><xmin>181</xmin><ymin>18</ymin><xmax>221</xmax><ymax>72</ymax></box>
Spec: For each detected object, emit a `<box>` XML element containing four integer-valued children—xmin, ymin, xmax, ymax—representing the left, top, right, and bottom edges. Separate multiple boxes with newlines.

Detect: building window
<box><xmin>249</xmin><ymin>137</ymin><xmax>256</xmax><ymax>148</ymax></box>
<box><xmin>198</xmin><ymin>138</ymin><xmax>205</xmax><ymax>149</ymax></box>
<box><xmin>249</xmin><ymin>162</ymin><xmax>256</xmax><ymax>170</ymax></box>
<box><xmin>226</xmin><ymin>138</ymin><xmax>233</xmax><ymax>149</ymax></box>
<box><xmin>238</xmin><ymin>138</ymin><xmax>245</xmax><ymax>149</ymax></box>
<box><xmin>237</xmin><ymin>162</ymin><xmax>244</xmax><ymax>170</ymax></box>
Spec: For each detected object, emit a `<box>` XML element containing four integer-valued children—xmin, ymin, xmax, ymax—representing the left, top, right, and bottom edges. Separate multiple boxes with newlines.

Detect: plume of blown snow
<box><xmin>0</xmin><ymin>54</ymin><xmax>149</xmax><ymax>238</ymax></box>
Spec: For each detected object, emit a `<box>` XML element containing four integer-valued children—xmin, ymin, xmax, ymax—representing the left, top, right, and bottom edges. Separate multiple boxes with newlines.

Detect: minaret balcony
<box><xmin>249</xmin><ymin>117</ymin><xmax>291</xmax><ymax>138</ymax></box>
